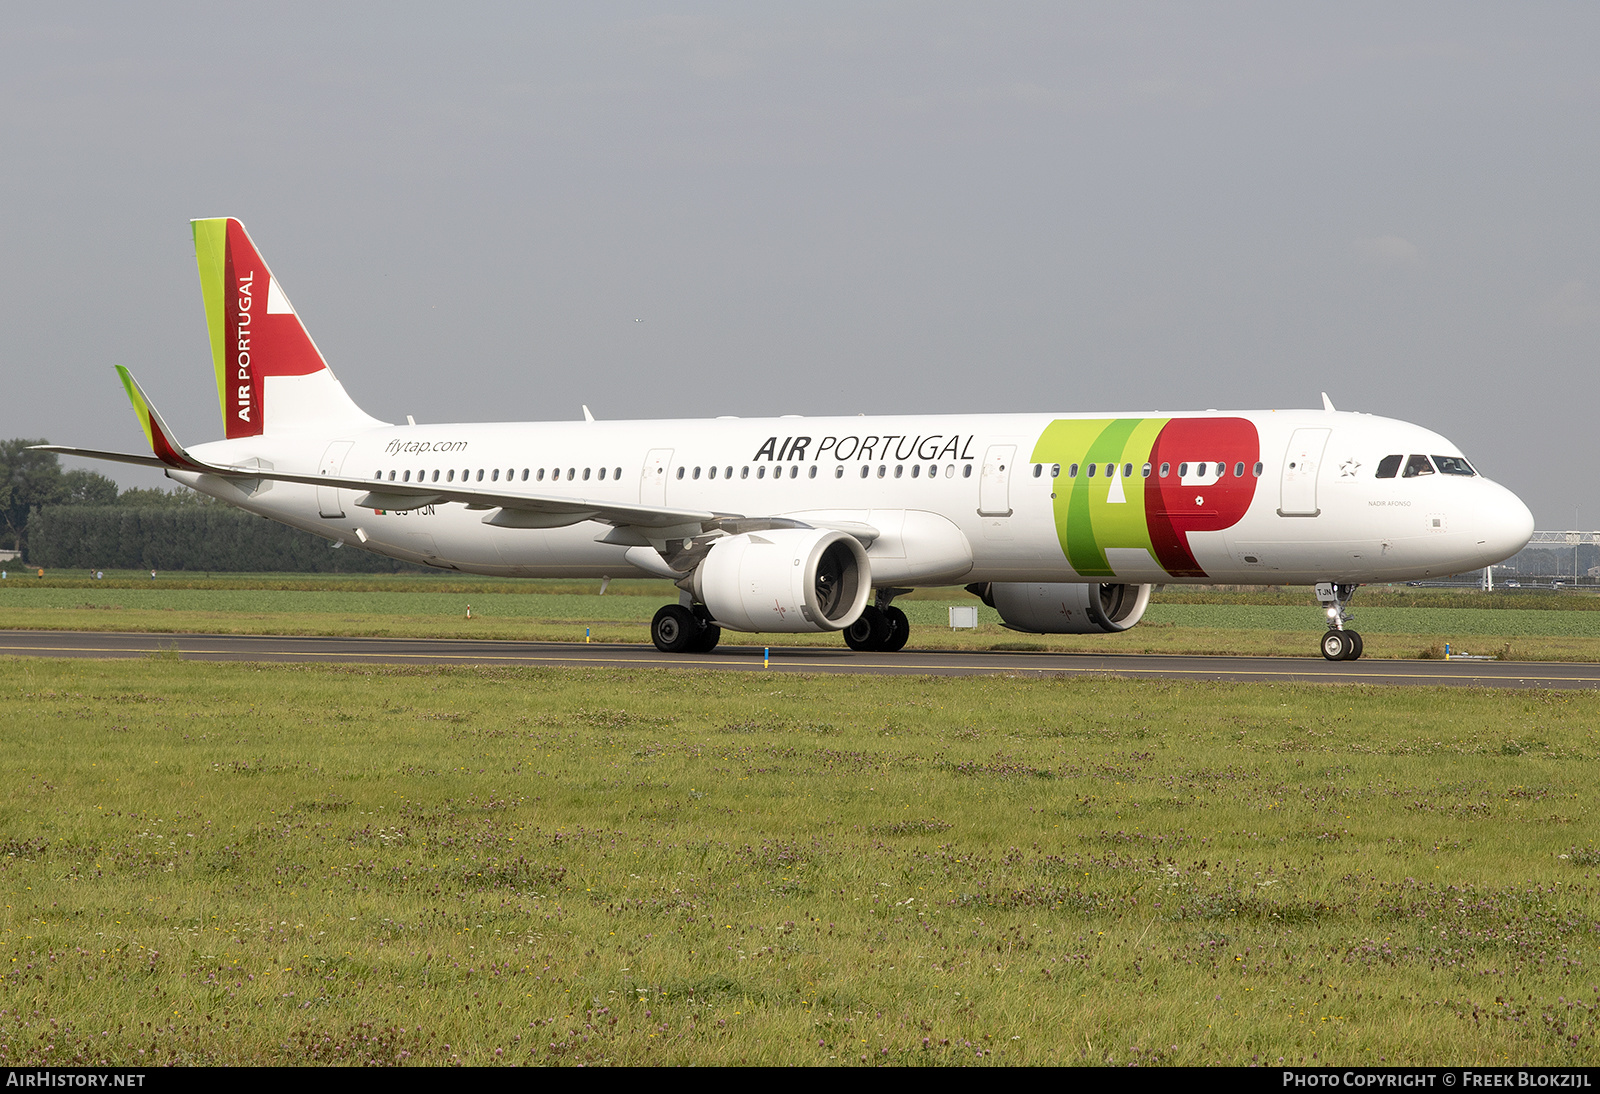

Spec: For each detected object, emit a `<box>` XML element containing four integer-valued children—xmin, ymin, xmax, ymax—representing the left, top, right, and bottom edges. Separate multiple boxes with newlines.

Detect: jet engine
<box><xmin>692</xmin><ymin>528</ymin><xmax>871</xmax><ymax>633</ymax></box>
<box><xmin>967</xmin><ymin>581</ymin><xmax>1152</xmax><ymax>634</ymax></box>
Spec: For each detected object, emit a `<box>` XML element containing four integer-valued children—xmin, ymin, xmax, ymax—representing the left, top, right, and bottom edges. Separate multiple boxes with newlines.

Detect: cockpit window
<box><xmin>1432</xmin><ymin>455</ymin><xmax>1476</xmax><ymax>476</ymax></box>
<box><xmin>1375</xmin><ymin>454</ymin><xmax>1402</xmax><ymax>479</ymax></box>
<box><xmin>1402</xmin><ymin>454</ymin><xmax>1435</xmax><ymax>478</ymax></box>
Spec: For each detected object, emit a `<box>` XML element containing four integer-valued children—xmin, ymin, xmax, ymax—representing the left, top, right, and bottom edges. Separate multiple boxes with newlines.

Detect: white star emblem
<box><xmin>1340</xmin><ymin>457</ymin><xmax>1361</xmax><ymax>478</ymax></box>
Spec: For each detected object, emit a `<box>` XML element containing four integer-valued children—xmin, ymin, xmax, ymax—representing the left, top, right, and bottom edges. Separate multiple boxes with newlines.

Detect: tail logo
<box><xmin>194</xmin><ymin>217</ymin><xmax>329</xmax><ymax>439</ymax></box>
<box><xmin>236</xmin><ymin>271</ymin><xmax>254</xmax><ymax>423</ymax></box>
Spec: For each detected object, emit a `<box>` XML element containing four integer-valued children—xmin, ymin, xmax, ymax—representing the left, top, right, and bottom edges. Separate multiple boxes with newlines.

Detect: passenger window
<box><xmin>615</xmin><ymin>468</ymin><xmax>622</xmax><ymax>480</ymax></box>
<box><xmin>1051</xmin><ymin>464</ymin><xmax>1060</xmax><ymax>478</ymax></box>
<box><xmin>536</xmin><ymin>468</ymin><xmax>543</xmax><ymax>481</ymax></box>
<box><xmin>677</xmin><ymin>467</ymin><xmax>685</xmax><ymax>479</ymax></box>
<box><xmin>1252</xmin><ymin>462</ymin><xmax>1263</xmax><ymax>477</ymax></box>
<box><xmin>878</xmin><ymin>465</ymin><xmax>886</xmax><ymax>478</ymax></box>
<box><xmin>928</xmin><ymin>464</ymin><xmax>938</xmax><ymax>478</ymax></box>
<box><xmin>809</xmin><ymin>466</ymin><xmax>818</xmax><ymax>479</ymax></box>
<box><xmin>1402</xmin><ymin>454</ymin><xmax>1435</xmax><ymax>478</ymax></box>
<box><xmin>692</xmin><ymin>467</ymin><xmax>701</xmax><ymax>480</ymax></box>
<box><xmin>724</xmin><ymin>466</ymin><xmax>732</xmax><ymax>479</ymax></box>
<box><xmin>894</xmin><ymin>465</ymin><xmax>903</xmax><ymax>478</ymax></box>
<box><xmin>521</xmin><ymin>469</ymin><xmax>529</xmax><ymax>481</ymax></box>
<box><xmin>1087</xmin><ymin>463</ymin><xmax>1096</xmax><ymax>478</ymax></box>
<box><xmin>1033</xmin><ymin>464</ymin><xmax>1042</xmax><ymax>478</ymax></box>
<box><xmin>1178</xmin><ymin>463</ymin><xmax>1188</xmax><ymax>477</ymax></box>
<box><xmin>1141</xmin><ymin>463</ymin><xmax>1151</xmax><ymax>478</ymax></box>
<box><xmin>476</xmin><ymin>469</ymin><xmax>485</xmax><ymax>481</ymax></box>
<box><xmin>912</xmin><ymin>464</ymin><xmax>921</xmax><ymax>478</ymax></box>
<box><xmin>447</xmin><ymin>469</ymin><xmax>455</xmax><ymax>482</ymax></box>
<box><xmin>964</xmin><ymin>464</ymin><xmax>973</xmax><ymax>478</ymax></box>
<box><xmin>741</xmin><ymin>466</ymin><xmax>750</xmax><ymax>479</ymax></box>
<box><xmin>1123</xmin><ymin>463</ymin><xmax>1133</xmax><ymax>478</ymax></box>
<box><xmin>707</xmin><ymin>466</ymin><xmax>716</xmax><ymax>479</ymax></box>
<box><xmin>1159</xmin><ymin>462</ymin><xmax>1169</xmax><ymax>477</ymax></box>
<box><xmin>583</xmin><ymin>468</ymin><xmax>591</xmax><ymax>481</ymax></box>
<box><xmin>860</xmin><ymin>466</ymin><xmax>869</xmax><ymax>479</ymax></box>
<box><xmin>1068</xmin><ymin>463</ymin><xmax>1080</xmax><ymax>478</ymax></box>
<box><xmin>403</xmin><ymin>470</ymin><xmax>411</xmax><ymax>482</ymax></box>
<box><xmin>1432</xmin><ymin>455</ymin><xmax>1475</xmax><ymax>476</ymax></box>
<box><xmin>790</xmin><ymin>466</ymin><xmax>799</xmax><ymax>479</ymax></box>
<box><xmin>596</xmin><ymin>467</ymin><xmax>605</xmax><ymax>481</ymax></box>
<box><xmin>946</xmin><ymin>464</ymin><xmax>956</xmax><ymax>478</ymax></box>
<box><xmin>567</xmin><ymin>468</ymin><xmax>575</xmax><ymax>481</ymax></box>
<box><xmin>1215</xmin><ymin>462</ymin><xmax>1225</xmax><ymax>477</ymax></box>
<box><xmin>1234</xmin><ymin>462</ymin><xmax>1244</xmax><ymax>478</ymax></box>
<box><xmin>835</xmin><ymin>466</ymin><xmax>844</xmax><ymax>479</ymax></box>
<box><xmin>757</xmin><ymin>466</ymin><xmax>766</xmax><ymax>479</ymax></box>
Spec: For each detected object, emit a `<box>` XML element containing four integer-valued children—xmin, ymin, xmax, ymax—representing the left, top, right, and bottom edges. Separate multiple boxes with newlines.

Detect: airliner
<box><xmin>39</xmin><ymin>219</ymin><xmax>1535</xmax><ymax>661</ymax></box>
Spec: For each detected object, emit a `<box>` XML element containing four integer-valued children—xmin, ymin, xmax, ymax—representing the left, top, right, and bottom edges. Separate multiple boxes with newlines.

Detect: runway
<box><xmin>2</xmin><ymin>629</ymin><xmax>1599</xmax><ymax>688</ymax></box>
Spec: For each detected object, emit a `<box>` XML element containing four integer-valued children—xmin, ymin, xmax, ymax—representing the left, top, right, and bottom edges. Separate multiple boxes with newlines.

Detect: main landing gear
<box><xmin>1316</xmin><ymin>581</ymin><xmax>1363</xmax><ymax>661</ymax></box>
<box><xmin>843</xmin><ymin>589</ymin><xmax>912</xmax><ymax>652</ymax></box>
<box><xmin>649</xmin><ymin>588</ymin><xmax>915</xmax><ymax>655</ymax></box>
<box><xmin>650</xmin><ymin>603</ymin><xmax>721</xmax><ymax>654</ymax></box>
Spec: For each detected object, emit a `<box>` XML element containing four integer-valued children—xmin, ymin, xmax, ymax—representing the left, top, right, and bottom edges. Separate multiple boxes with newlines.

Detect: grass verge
<box><xmin>2</xmin><ymin>659</ymin><xmax>1598</xmax><ymax>1065</ymax></box>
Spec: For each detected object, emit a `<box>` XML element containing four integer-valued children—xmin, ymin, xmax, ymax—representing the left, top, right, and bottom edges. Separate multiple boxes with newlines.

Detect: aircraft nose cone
<box><xmin>1477</xmin><ymin>482</ymin><xmax>1535</xmax><ymax>566</ymax></box>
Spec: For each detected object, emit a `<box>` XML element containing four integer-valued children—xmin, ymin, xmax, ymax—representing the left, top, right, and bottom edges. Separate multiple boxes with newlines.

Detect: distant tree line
<box><xmin>26</xmin><ymin>505</ymin><xmax>412</xmax><ymax>572</ymax></box>
<box><xmin>1</xmin><ymin>439</ymin><xmax>120</xmax><ymax>554</ymax></box>
<box><xmin>5</xmin><ymin>440</ymin><xmax>414</xmax><ymax>572</ymax></box>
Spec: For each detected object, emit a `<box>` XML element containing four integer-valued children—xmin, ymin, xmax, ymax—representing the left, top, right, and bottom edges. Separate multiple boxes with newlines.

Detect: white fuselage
<box><xmin>171</xmin><ymin>408</ymin><xmax>1533</xmax><ymax>588</ymax></box>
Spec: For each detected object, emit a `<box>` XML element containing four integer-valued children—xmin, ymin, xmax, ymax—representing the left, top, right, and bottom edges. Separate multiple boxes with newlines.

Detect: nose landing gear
<box><xmin>1316</xmin><ymin>581</ymin><xmax>1363</xmax><ymax>661</ymax></box>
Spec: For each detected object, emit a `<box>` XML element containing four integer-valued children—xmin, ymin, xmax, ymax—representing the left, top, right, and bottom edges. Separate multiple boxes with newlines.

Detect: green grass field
<box><xmin>3</xmin><ymin>659</ymin><xmax>1598</xmax><ymax>1065</ymax></box>
<box><xmin>4</xmin><ymin>574</ymin><xmax>1600</xmax><ymax>660</ymax></box>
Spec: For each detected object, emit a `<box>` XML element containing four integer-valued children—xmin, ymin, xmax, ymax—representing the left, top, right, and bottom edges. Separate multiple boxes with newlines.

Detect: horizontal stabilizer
<box><xmin>28</xmin><ymin>445</ymin><xmax>170</xmax><ymax>470</ymax></box>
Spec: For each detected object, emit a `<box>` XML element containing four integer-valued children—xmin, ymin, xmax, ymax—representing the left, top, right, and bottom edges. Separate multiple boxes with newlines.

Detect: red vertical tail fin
<box><xmin>192</xmin><ymin>218</ymin><xmax>383</xmax><ymax>438</ymax></box>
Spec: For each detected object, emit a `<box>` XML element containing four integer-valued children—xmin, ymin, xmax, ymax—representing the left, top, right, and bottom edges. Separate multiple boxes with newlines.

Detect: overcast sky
<box><xmin>3</xmin><ymin>3</ymin><xmax>1596</xmax><ymax>526</ymax></box>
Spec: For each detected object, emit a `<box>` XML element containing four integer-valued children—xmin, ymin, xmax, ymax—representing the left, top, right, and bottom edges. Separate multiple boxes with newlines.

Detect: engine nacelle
<box><xmin>693</xmin><ymin>528</ymin><xmax>871</xmax><ymax>633</ymax></box>
<box><xmin>969</xmin><ymin>581</ymin><xmax>1152</xmax><ymax>634</ymax></box>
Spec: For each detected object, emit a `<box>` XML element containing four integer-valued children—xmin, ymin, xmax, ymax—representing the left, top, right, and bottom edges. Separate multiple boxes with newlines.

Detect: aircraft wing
<box><xmin>37</xmin><ymin>368</ymin><xmax>883</xmax><ymax>550</ymax></box>
<box><xmin>34</xmin><ymin>367</ymin><xmax>721</xmax><ymax>533</ymax></box>
<box><xmin>34</xmin><ymin>441</ymin><xmax>724</xmax><ymax>531</ymax></box>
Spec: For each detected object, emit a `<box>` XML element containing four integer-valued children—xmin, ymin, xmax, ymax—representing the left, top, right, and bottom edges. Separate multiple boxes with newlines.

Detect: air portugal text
<box><xmin>752</xmin><ymin>433</ymin><xmax>977</xmax><ymax>464</ymax></box>
<box><xmin>233</xmin><ymin>271</ymin><xmax>256</xmax><ymax>425</ymax></box>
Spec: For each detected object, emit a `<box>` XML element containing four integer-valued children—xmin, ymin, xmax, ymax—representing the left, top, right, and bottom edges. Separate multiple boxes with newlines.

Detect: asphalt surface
<box><xmin>3</xmin><ymin>630</ymin><xmax>1599</xmax><ymax>688</ymax></box>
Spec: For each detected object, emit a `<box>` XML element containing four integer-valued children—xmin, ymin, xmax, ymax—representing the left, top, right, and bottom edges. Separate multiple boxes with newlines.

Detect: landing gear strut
<box><xmin>843</xmin><ymin>589</ymin><xmax>911</xmax><ymax>652</ymax></box>
<box><xmin>1316</xmin><ymin>582</ymin><xmax>1363</xmax><ymax>661</ymax></box>
<box><xmin>650</xmin><ymin>603</ymin><xmax>721</xmax><ymax>654</ymax></box>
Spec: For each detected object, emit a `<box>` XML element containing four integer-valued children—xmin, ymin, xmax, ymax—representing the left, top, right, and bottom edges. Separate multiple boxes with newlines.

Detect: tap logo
<box><xmin>1033</xmin><ymin>417</ymin><xmax>1262</xmax><ymax>579</ymax></box>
